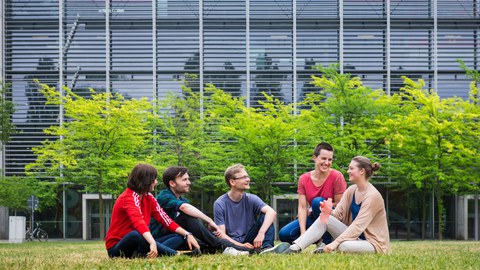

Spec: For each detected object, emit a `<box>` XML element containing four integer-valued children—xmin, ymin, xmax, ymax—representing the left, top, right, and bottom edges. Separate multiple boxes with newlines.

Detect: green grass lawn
<box><xmin>0</xmin><ymin>240</ymin><xmax>479</xmax><ymax>270</ymax></box>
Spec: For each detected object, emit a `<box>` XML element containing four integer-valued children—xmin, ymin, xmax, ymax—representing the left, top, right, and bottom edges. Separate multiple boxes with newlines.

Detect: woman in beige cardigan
<box><xmin>265</xmin><ymin>156</ymin><xmax>390</xmax><ymax>254</ymax></box>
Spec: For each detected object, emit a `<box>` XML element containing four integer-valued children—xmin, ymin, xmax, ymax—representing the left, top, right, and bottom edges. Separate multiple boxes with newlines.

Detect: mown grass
<box><xmin>0</xmin><ymin>240</ymin><xmax>478</xmax><ymax>270</ymax></box>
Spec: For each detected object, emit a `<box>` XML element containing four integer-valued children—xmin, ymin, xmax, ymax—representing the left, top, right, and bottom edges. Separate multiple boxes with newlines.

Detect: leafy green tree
<box><xmin>383</xmin><ymin>77</ymin><xmax>479</xmax><ymax>239</ymax></box>
<box><xmin>26</xmin><ymin>83</ymin><xmax>154</xmax><ymax>239</ymax></box>
<box><xmin>0</xmin><ymin>176</ymin><xmax>56</xmax><ymax>215</ymax></box>
<box><xmin>204</xmin><ymin>85</ymin><xmax>299</xmax><ymax>201</ymax></box>
<box><xmin>152</xmin><ymin>85</ymin><xmax>206</xmax><ymax>182</ymax></box>
<box><xmin>297</xmin><ymin>64</ymin><xmax>398</xmax><ymax>171</ymax></box>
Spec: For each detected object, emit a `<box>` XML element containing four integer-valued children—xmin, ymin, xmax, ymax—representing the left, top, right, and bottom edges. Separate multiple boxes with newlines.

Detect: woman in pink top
<box><xmin>278</xmin><ymin>142</ymin><xmax>346</xmax><ymax>244</ymax></box>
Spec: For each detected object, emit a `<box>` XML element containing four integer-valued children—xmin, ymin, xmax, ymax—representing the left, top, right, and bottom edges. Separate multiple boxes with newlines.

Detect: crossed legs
<box><xmin>292</xmin><ymin>215</ymin><xmax>374</xmax><ymax>253</ymax></box>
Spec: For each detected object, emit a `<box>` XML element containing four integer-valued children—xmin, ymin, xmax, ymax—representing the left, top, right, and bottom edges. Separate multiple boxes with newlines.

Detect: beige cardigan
<box><xmin>331</xmin><ymin>183</ymin><xmax>390</xmax><ymax>254</ymax></box>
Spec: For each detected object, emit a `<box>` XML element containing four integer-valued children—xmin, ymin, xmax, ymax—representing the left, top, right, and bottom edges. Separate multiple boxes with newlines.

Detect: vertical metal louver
<box><xmin>203</xmin><ymin>0</ymin><xmax>246</xmax><ymax>97</ymax></box>
<box><xmin>5</xmin><ymin>0</ymin><xmax>60</xmax><ymax>175</ymax></box>
<box><xmin>156</xmin><ymin>0</ymin><xmax>199</xmax><ymax>99</ymax></box>
<box><xmin>110</xmin><ymin>0</ymin><xmax>153</xmax><ymax>99</ymax></box>
<box><xmin>3</xmin><ymin>0</ymin><xmax>479</xmax><ymax>177</ymax></box>
<box><xmin>250</xmin><ymin>0</ymin><xmax>293</xmax><ymax>107</ymax></box>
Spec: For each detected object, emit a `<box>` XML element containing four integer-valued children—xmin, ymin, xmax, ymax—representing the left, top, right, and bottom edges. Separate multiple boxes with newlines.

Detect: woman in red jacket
<box><xmin>105</xmin><ymin>163</ymin><xmax>200</xmax><ymax>258</ymax></box>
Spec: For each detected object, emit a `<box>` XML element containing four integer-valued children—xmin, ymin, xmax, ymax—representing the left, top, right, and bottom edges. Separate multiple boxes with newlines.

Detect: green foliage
<box><xmin>0</xmin><ymin>83</ymin><xmax>16</xmax><ymax>147</ymax></box>
<box><xmin>204</xmin><ymin>85</ymin><xmax>299</xmax><ymax>200</ymax></box>
<box><xmin>298</xmin><ymin>64</ymin><xmax>400</xmax><ymax>174</ymax></box>
<box><xmin>25</xmin><ymin>83</ymin><xmax>155</xmax><ymax>238</ymax></box>
<box><xmin>152</xmin><ymin>85</ymin><xmax>205</xmax><ymax>180</ymax></box>
<box><xmin>458</xmin><ymin>59</ymin><xmax>480</xmax><ymax>87</ymax></box>
<box><xmin>382</xmin><ymin>77</ymin><xmax>480</xmax><ymax>238</ymax></box>
<box><xmin>26</xmin><ymin>83</ymin><xmax>154</xmax><ymax>196</ymax></box>
<box><xmin>0</xmin><ymin>176</ymin><xmax>56</xmax><ymax>213</ymax></box>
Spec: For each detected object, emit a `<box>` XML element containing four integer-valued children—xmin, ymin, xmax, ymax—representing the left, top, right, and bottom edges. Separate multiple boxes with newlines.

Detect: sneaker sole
<box><xmin>260</xmin><ymin>243</ymin><xmax>290</xmax><ymax>254</ymax></box>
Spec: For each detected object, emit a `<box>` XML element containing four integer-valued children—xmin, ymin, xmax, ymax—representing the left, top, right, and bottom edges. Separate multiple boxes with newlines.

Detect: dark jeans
<box><xmin>107</xmin><ymin>230</ymin><xmax>181</xmax><ymax>258</ymax></box>
<box><xmin>173</xmin><ymin>213</ymin><xmax>249</xmax><ymax>253</ymax></box>
<box><xmin>278</xmin><ymin>197</ymin><xmax>332</xmax><ymax>244</ymax></box>
<box><xmin>243</xmin><ymin>213</ymin><xmax>275</xmax><ymax>249</ymax></box>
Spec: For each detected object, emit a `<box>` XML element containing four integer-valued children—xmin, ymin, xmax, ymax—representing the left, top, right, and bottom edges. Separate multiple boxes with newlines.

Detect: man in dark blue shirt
<box><xmin>149</xmin><ymin>166</ymin><xmax>248</xmax><ymax>254</ymax></box>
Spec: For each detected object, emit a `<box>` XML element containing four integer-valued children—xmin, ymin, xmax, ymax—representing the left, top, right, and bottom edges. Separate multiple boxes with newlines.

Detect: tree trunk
<box><xmin>406</xmin><ymin>192</ymin><xmax>411</xmax><ymax>240</ymax></box>
<box><xmin>436</xmin><ymin>188</ymin><xmax>443</xmax><ymax>240</ymax></box>
<box><xmin>98</xmin><ymin>170</ymin><xmax>105</xmax><ymax>239</ymax></box>
<box><xmin>421</xmin><ymin>190</ymin><xmax>426</xmax><ymax>240</ymax></box>
<box><xmin>99</xmin><ymin>192</ymin><xmax>105</xmax><ymax>240</ymax></box>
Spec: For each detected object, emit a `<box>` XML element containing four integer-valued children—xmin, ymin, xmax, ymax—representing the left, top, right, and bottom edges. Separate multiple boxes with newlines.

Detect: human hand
<box><xmin>186</xmin><ymin>234</ymin><xmax>200</xmax><ymax>250</ymax></box>
<box><xmin>253</xmin><ymin>233</ymin><xmax>265</xmax><ymax>249</ymax></box>
<box><xmin>146</xmin><ymin>242</ymin><xmax>158</xmax><ymax>258</ymax></box>
<box><xmin>208</xmin><ymin>221</ymin><xmax>221</xmax><ymax>235</ymax></box>
<box><xmin>243</xmin><ymin>242</ymin><xmax>254</xmax><ymax>249</ymax></box>
<box><xmin>323</xmin><ymin>243</ymin><xmax>335</xmax><ymax>253</ymax></box>
<box><xmin>320</xmin><ymin>198</ymin><xmax>333</xmax><ymax>223</ymax></box>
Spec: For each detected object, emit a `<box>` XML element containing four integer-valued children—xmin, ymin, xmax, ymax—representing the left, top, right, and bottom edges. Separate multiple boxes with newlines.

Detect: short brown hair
<box><xmin>127</xmin><ymin>163</ymin><xmax>157</xmax><ymax>194</ymax></box>
<box><xmin>224</xmin><ymin>164</ymin><xmax>245</xmax><ymax>188</ymax></box>
<box><xmin>163</xmin><ymin>166</ymin><xmax>188</xmax><ymax>188</ymax></box>
<box><xmin>313</xmin><ymin>142</ymin><xmax>334</xmax><ymax>156</ymax></box>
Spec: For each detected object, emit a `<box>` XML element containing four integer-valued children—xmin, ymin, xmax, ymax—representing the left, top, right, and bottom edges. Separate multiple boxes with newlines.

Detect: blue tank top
<box><xmin>351</xmin><ymin>192</ymin><xmax>366</xmax><ymax>240</ymax></box>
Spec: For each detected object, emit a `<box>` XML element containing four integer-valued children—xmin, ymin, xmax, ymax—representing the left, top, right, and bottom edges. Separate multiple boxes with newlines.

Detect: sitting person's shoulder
<box><xmin>330</xmin><ymin>169</ymin><xmax>344</xmax><ymax>177</ymax></box>
<box><xmin>158</xmin><ymin>187</ymin><xmax>172</xmax><ymax>196</ymax></box>
<box><xmin>245</xmin><ymin>193</ymin><xmax>266</xmax><ymax>204</ymax></box>
<box><xmin>214</xmin><ymin>193</ymin><xmax>229</xmax><ymax>204</ymax></box>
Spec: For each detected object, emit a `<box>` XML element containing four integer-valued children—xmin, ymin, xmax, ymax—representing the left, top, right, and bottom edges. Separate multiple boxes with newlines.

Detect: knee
<box><xmin>278</xmin><ymin>226</ymin><xmax>294</xmax><ymax>243</ymax></box>
<box><xmin>311</xmin><ymin>197</ymin><xmax>325</xmax><ymax>217</ymax></box>
<box><xmin>338</xmin><ymin>241</ymin><xmax>375</xmax><ymax>253</ymax></box>
<box><xmin>311</xmin><ymin>197</ymin><xmax>325</xmax><ymax>208</ymax></box>
<box><xmin>278</xmin><ymin>230</ymin><xmax>290</xmax><ymax>243</ymax></box>
<box><xmin>126</xmin><ymin>230</ymin><xmax>142</xmax><ymax>239</ymax></box>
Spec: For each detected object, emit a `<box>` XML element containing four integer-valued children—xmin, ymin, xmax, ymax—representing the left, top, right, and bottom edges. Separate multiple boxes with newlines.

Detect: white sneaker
<box><xmin>313</xmin><ymin>242</ymin><xmax>326</xmax><ymax>254</ymax></box>
<box><xmin>259</xmin><ymin>242</ymin><xmax>291</xmax><ymax>254</ymax></box>
<box><xmin>222</xmin><ymin>247</ymin><xmax>249</xmax><ymax>256</ymax></box>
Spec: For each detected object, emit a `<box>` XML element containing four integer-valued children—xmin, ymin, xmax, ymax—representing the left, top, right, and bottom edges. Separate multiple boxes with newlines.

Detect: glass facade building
<box><xmin>1</xmin><ymin>0</ymin><xmax>479</xmax><ymax>239</ymax></box>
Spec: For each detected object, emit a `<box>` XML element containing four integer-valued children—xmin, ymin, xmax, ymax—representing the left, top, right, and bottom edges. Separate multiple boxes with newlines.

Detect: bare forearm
<box><xmin>298</xmin><ymin>208</ymin><xmax>308</xmax><ymax>233</ymax></box>
<box><xmin>180</xmin><ymin>203</ymin><xmax>213</xmax><ymax>223</ymax></box>
<box><xmin>258</xmin><ymin>210</ymin><xmax>276</xmax><ymax>235</ymax></box>
<box><xmin>142</xmin><ymin>231</ymin><xmax>156</xmax><ymax>246</ymax></box>
<box><xmin>219</xmin><ymin>231</ymin><xmax>244</xmax><ymax>246</ymax></box>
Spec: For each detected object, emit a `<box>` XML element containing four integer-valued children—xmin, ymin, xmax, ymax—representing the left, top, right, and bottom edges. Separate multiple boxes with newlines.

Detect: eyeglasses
<box><xmin>233</xmin><ymin>175</ymin><xmax>250</xmax><ymax>181</ymax></box>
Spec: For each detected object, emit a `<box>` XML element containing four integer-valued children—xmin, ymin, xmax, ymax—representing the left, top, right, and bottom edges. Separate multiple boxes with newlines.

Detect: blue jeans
<box><xmin>156</xmin><ymin>233</ymin><xmax>185</xmax><ymax>250</ymax></box>
<box><xmin>107</xmin><ymin>230</ymin><xmax>181</xmax><ymax>258</ymax></box>
<box><xmin>243</xmin><ymin>213</ymin><xmax>275</xmax><ymax>249</ymax></box>
<box><xmin>278</xmin><ymin>197</ymin><xmax>332</xmax><ymax>244</ymax></box>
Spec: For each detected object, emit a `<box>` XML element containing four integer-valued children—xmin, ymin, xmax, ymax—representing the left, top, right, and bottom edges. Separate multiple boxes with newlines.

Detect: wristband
<box><xmin>184</xmin><ymin>232</ymin><xmax>192</xmax><ymax>239</ymax></box>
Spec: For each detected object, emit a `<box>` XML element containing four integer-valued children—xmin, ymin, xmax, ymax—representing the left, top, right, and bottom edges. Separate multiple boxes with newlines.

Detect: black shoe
<box><xmin>131</xmin><ymin>250</ymin><xmax>146</xmax><ymax>258</ymax></box>
<box><xmin>259</xmin><ymin>242</ymin><xmax>291</xmax><ymax>254</ymax></box>
<box><xmin>178</xmin><ymin>248</ymin><xmax>202</xmax><ymax>257</ymax></box>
